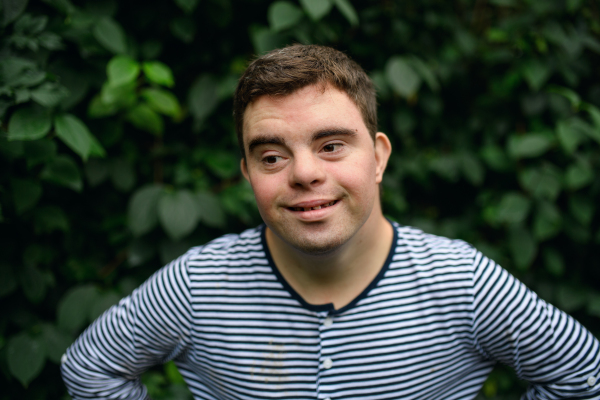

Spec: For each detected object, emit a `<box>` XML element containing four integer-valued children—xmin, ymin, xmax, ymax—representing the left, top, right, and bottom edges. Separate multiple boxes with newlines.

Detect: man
<box><xmin>62</xmin><ymin>44</ymin><xmax>600</xmax><ymax>399</ymax></box>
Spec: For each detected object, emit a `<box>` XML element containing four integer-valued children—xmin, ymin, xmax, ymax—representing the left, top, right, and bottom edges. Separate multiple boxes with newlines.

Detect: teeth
<box><xmin>293</xmin><ymin>201</ymin><xmax>336</xmax><ymax>211</ymax></box>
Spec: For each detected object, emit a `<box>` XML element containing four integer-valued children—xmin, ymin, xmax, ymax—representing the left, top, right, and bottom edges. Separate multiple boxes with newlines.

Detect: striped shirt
<box><xmin>61</xmin><ymin>223</ymin><xmax>600</xmax><ymax>399</ymax></box>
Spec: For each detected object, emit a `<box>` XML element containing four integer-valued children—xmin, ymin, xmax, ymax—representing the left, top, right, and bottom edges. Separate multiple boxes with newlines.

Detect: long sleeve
<box><xmin>61</xmin><ymin>252</ymin><xmax>193</xmax><ymax>400</ymax></box>
<box><xmin>471</xmin><ymin>251</ymin><xmax>600</xmax><ymax>399</ymax></box>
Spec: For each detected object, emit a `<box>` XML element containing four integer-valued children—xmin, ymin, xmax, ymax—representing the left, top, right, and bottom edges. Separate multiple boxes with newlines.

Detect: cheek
<box><xmin>333</xmin><ymin>155</ymin><xmax>377</xmax><ymax>193</ymax></box>
<box><xmin>249</xmin><ymin>177</ymin><xmax>280</xmax><ymax>213</ymax></box>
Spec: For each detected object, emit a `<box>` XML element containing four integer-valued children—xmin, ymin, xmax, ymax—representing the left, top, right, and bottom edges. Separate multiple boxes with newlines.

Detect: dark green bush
<box><xmin>1</xmin><ymin>0</ymin><xmax>599</xmax><ymax>398</ymax></box>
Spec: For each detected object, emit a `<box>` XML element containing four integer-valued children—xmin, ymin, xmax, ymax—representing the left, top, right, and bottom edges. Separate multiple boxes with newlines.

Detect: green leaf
<box><xmin>165</xmin><ymin>360</ymin><xmax>185</xmax><ymax>384</ymax></box>
<box><xmin>332</xmin><ymin>0</ymin><xmax>358</xmax><ymax>26</ymax></box>
<box><xmin>7</xmin><ymin>333</ymin><xmax>45</xmax><ymax>387</ymax></box>
<box><xmin>174</xmin><ymin>0</ymin><xmax>198</xmax><ymax>13</ymax></box>
<box><xmin>23</xmin><ymin>139</ymin><xmax>57</xmax><ymax>168</ymax></box>
<box><xmin>556</xmin><ymin>285</ymin><xmax>587</xmax><ymax>312</ymax></box>
<box><xmin>583</xmin><ymin>103</ymin><xmax>600</xmax><ymax>130</ymax></box>
<box><xmin>141</xmin><ymin>88</ymin><xmax>181</xmax><ymax>117</ymax></box>
<box><xmin>205</xmin><ymin>151</ymin><xmax>239</xmax><ymax>179</ymax></box>
<box><xmin>88</xmin><ymin>291</ymin><xmax>120</xmax><ymax>321</ymax></box>
<box><xmin>11</xmin><ymin>178</ymin><xmax>42</xmax><ymax>214</ymax></box>
<box><xmin>15</xmin><ymin>88</ymin><xmax>30</xmax><ymax>103</ymax></box>
<box><xmin>522</xmin><ymin>60</ymin><xmax>551</xmax><ymax>91</ymax></box>
<box><xmin>195</xmin><ymin>191</ymin><xmax>226</xmax><ymax>228</ymax></box>
<box><xmin>170</xmin><ymin>16</ymin><xmax>196</xmax><ymax>43</ymax></box>
<box><xmin>407</xmin><ymin>56</ymin><xmax>439</xmax><ymax>92</ymax></box>
<box><xmin>480</xmin><ymin>145</ymin><xmax>511</xmax><ymax>171</ymax></box>
<box><xmin>556</xmin><ymin>118</ymin><xmax>587</xmax><ymax>154</ymax></box>
<box><xmin>158</xmin><ymin>190</ymin><xmax>199</xmax><ymax>241</ymax></box>
<box><xmin>11</xmin><ymin>68</ymin><xmax>46</xmax><ymax>87</ymax></box>
<box><xmin>496</xmin><ymin>192</ymin><xmax>532</xmax><ymax>224</ymax></box>
<box><xmin>41</xmin><ymin>155</ymin><xmax>83</xmax><ymax>192</ymax></box>
<box><xmin>100</xmin><ymin>80</ymin><xmax>137</xmax><ymax>108</ymax></box>
<box><xmin>217</xmin><ymin>74</ymin><xmax>240</xmax><ymax>100</ymax></box>
<box><xmin>459</xmin><ymin>152</ymin><xmax>484</xmax><ymax>186</ymax></box>
<box><xmin>565</xmin><ymin>160</ymin><xmax>593</xmax><ymax>190</ymax></box>
<box><xmin>18</xmin><ymin>263</ymin><xmax>47</xmax><ymax>303</ymax></box>
<box><xmin>429</xmin><ymin>154</ymin><xmax>460</xmax><ymax>182</ymax></box>
<box><xmin>142</xmin><ymin>61</ymin><xmax>174</xmax><ymax>88</ymax></box>
<box><xmin>250</xmin><ymin>25</ymin><xmax>285</xmax><ymax>55</ymax></box>
<box><xmin>84</xmin><ymin>158</ymin><xmax>110</xmax><ymax>186</ymax></box>
<box><xmin>93</xmin><ymin>17</ymin><xmax>127</xmax><ymax>54</ymax></box>
<box><xmin>2</xmin><ymin>0</ymin><xmax>29</xmax><ymax>26</ymax></box>
<box><xmin>589</xmin><ymin>294</ymin><xmax>600</xmax><ymax>318</ymax></box>
<box><xmin>385</xmin><ymin>56</ymin><xmax>421</xmax><ymax>98</ymax></box>
<box><xmin>547</xmin><ymin>85</ymin><xmax>581</xmax><ymax>109</ymax></box>
<box><xmin>0</xmin><ymin>264</ymin><xmax>18</xmax><ymax>297</ymax></box>
<box><xmin>30</xmin><ymin>82</ymin><xmax>69</xmax><ymax>107</ymax></box>
<box><xmin>88</xmin><ymin>134</ymin><xmax>106</xmax><ymax>157</ymax></box>
<box><xmin>128</xmin><ymin>238</ymin><xmax>155</xmax><ymax>267</ymax></box>
<box><xmin>7</xmin><ymin>107</ymin><xmax>51</xmax><ymax>141</ymax></box>
<box><xmin>88</xmin><ymin>94</ymin><xmax>119</xmax><ymax>117</ymax></box>
<box><xmin>569</xmin><ymin>194</ymin><xmax>594</xmax><ymax>225</ymax></box>
<box><xmin>533</xmin><ymin>201</ymin><xmax>562</xmax><ymax>241</ymax></box>
<box><xmin>57</xmin><ymin>284</ymin><xmax>99</xmax><ymax>331</ymax></box>
<box><xmin>508</xmin><ymin>225</ymin><xmax>537</xmax><ymax>270</ymax></box>
<box><xmin>571</xmin><ymin>114</ymin><xmax>600</xmax><ymax>144</ymax></box>
<box><xmin>268</xmin><ymin>1</ymin><xmax>303</xmax><ymax>32</ymax></box>
<box><xmin>126</xmin><ymin>103</ymin><xmax>164</xmax><ymax>135</ymax></box>
<box><xmin>188</xmin><ymin>74</ymin><xmax>219</xmax><ymax>130</ymax></box>
<box><xmin>107</xmin><ymin>56</ymin><xmax>140</xmax><ymax>86</ymax></box>
<box><xmin>55</xmin><ymin>113</ymin><xmax>105</xmax><ymax>160</ymax></box>
<box><xmin>33</xmin><ymin>205</ymin><xmax>69</xmax><ymax>234</ymax></box>
<box><xmin>519</xmin><ymin>165</ymin><xmax>562</xmax><ymax>201</ymax></box>
<box><xmin>128</xmin><ymin>184</ymin><xmax>164</xmax><ymax>236</ymax></box>
<box><xmin>38</xmin><ymin>31</ymin><xmax>63</xmax><ymax>50</ymax></box>
<box><xmin>1</xmin><ymin>56</ymin><xmax>35</xmax><ymax>83</ymax></box>
<box><xmin>300</xmin><ymin>0</ymin><xmax>332</xmax><ymax>21</ymax></box>
<box><xmin>159</xmin><ymin>240</ymin><xmax>190</xmax><ymax>265</ymax></box>
<box><xmin>110</xmin><ymin>158</ymin><xmax>136</xmax><ymax>192</ymax></box>
<box><xmin>507</xmin><ymin>133</ymin><xmax>553</xmax><ymax>159</ymax></box>
<box><xmin>487</xmin><ymin>28</ymin><xmax>508</xmax><ymax>42</ymax></box>
<box><xmin>40</xmin><ymin>324</ymin><xmax>72</xmax><ymax>364</ymax></box>
<box><xmin>543</xmin><ymin>248</ymin><xmax>564</xmax><ymax>277</ymax></box>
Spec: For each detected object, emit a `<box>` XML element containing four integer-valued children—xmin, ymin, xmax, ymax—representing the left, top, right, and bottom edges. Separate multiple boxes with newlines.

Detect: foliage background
<box><xmin>1</xmin><ymin>0</ymin><xmax>599</xmax><ymax>398</ymax></box>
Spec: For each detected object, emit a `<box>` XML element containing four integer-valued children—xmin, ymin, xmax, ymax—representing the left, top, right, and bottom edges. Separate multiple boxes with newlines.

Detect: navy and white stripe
<box><xmin>61</xmin><ymin>223</ymin><xmax>600</xmax><ymax>399</ymax></box>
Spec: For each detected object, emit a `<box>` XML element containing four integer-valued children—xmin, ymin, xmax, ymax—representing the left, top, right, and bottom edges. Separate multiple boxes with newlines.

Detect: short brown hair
<box><xmin>233</xmin><ymin>44</ymin><xmax>377</xmax><ymax>158</ymax></box>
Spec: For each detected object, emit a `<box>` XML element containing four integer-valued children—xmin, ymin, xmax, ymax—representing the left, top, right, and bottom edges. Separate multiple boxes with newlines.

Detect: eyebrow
<box><xmin>247</xmin><ymin>128</ymin><xmax>357</xmax><ymax>154</ymax></box>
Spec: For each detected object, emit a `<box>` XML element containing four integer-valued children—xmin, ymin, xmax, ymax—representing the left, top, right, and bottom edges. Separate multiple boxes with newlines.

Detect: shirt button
<box><xmin>324</xmin><ymin>398</ymin><xmax>332</xmax><ymax>400</ymax></box>
<box><xmin>322</xmin><ymin>357</ymin><xmax>333</xmax><ymax>369</ymax></box>
<box><xmin>323</xmin><ymin>317</ymin><xmax>333</xmax><ymax>327</ymax></box>
<box><xmin>61</xmin><ymin>354</ymin><xmax>68</xmax><ymax>364</ymax></box>
<box><xmin>588</xmin><ymin>376</ymin><xmax>597</xmax><ymax>387</ymax></box>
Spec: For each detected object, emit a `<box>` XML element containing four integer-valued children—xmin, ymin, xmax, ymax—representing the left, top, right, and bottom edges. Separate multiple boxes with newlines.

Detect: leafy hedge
<box><xmin>1</xmin><ymin>0</ymin><xmax>599</xmax><ymax>398</ymax></box>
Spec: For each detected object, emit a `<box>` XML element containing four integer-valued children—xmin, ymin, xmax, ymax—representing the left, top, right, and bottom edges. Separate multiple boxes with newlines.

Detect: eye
<box><xmin>263</xmin><ymin>155</ymin><xmax>282</xmax><ymax>164</ymax></box>
<box><xmin>322</xmin><ymin>143</ymin><xmax>343</xmax><ymax>153</ymax></box>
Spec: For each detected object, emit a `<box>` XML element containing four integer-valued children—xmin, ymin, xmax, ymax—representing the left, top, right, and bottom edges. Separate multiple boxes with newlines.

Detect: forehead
<box><xmin>242</xmin><ymin>84</ymin><xmax>365</xmax><ymax>144</ymax></box>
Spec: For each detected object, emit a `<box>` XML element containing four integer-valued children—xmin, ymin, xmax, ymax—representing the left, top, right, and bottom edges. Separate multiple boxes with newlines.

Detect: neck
<box><xmin>266</xmin><ymin>205</ymin><xmax>393</xmax><ymax>310</ymax></box>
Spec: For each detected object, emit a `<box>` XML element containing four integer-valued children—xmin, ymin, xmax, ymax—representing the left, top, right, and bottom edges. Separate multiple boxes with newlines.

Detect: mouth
<box><xmin>288</xmin><ymin>200</ymin><xmax>337</xmax><ymax>212</ymax></box>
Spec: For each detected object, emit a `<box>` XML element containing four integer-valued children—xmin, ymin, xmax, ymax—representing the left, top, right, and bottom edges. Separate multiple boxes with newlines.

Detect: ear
<box><xmin>240</xmin><ymin>158</ymin><xmax>250</xmax><ymax>182</ymax></box>
<box><xmin>374</xmin><ymin>132</ymin><xmax>392</xmax><ymax>184</ymax></box>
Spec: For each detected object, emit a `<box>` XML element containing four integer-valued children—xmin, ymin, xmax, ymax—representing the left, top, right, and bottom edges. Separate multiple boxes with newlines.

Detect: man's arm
<box><xmin>61</xmin><ymin>253</ymin><xmax>192</xmax><ymax>399</ymax></box>
<box><xmin>471</xmin><ymin>251</ymin><xmax>600</xmax><ymax>399</ymax></box>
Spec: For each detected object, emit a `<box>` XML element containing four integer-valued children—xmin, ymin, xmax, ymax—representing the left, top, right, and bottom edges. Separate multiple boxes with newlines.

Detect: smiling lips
<box><xmin>289</xmin><ymin>200</ymin><xmax>337</xmax><ymax>212</ymax></box>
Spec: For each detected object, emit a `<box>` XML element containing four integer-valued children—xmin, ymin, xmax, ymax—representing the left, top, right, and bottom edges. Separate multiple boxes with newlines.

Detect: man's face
<box><xmin>241</xmin><ymin>84</ymin><xmax>390</xmax><ymax>255</ymax></box>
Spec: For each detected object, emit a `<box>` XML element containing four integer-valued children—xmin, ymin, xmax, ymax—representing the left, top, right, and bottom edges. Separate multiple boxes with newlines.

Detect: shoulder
<box><xmin>392</xmin><ymin>222</ymin><xmax>476</xmax><ymax>260</ymax></box>
<box><xmin>180</xmin><ymin>225</ymin><xmax>267</xmax><ymax>267</ymax></box>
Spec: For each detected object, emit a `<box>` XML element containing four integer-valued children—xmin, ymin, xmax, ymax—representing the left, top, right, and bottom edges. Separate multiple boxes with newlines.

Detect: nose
<box><xmin>288</xmin><ymin>151</ymin><xmax>326</xmax><ymax>188</ymax></box>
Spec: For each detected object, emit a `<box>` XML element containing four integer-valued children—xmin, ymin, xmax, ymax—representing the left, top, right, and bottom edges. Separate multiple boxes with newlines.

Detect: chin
<box><xmin>286</xmin><ymin>232</ymin><xmax>350</xmax><ymax>256</ymax></box>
